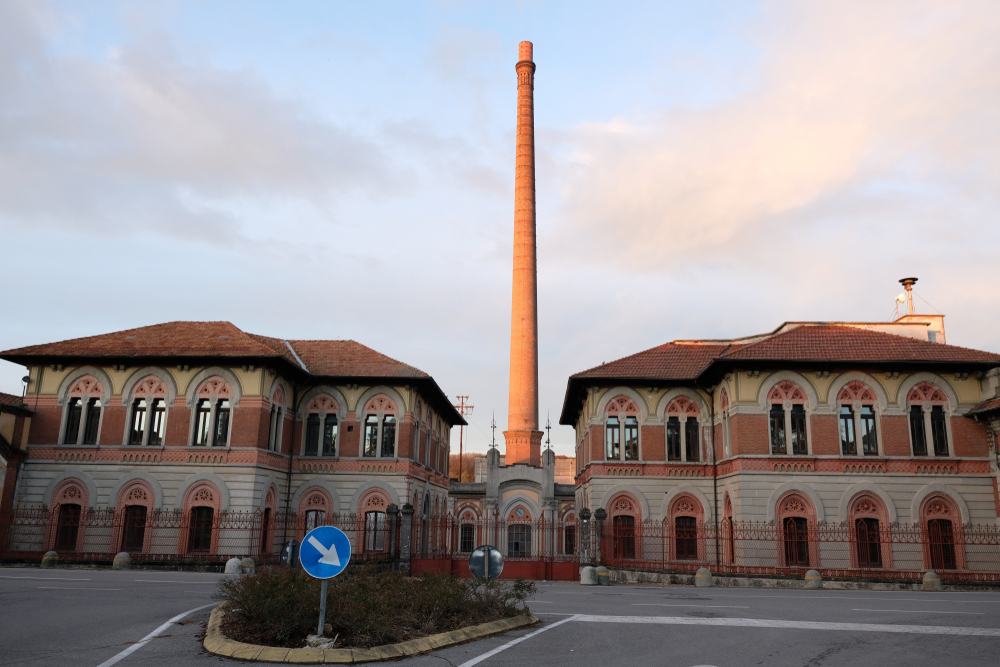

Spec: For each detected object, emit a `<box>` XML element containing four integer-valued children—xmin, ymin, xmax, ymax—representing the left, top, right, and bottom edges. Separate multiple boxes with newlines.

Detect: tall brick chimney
<box><xmin>504</xmin><ymin>41</ymin><xmax>543</xmax><ymax>466</ymax></box>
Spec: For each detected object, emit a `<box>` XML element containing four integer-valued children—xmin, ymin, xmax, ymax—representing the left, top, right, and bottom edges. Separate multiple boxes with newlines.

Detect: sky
<box><xmin>1</xmin><ymin>1</ymin><xmax>998</xmax><ymax>457</ymax></box>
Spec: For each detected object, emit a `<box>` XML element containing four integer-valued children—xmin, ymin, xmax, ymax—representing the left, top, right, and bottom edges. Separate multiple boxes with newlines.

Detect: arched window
<box><xmin>669</xmin><ymin>495</ymin><xmax>703</xmax><ymax>561</ymax></box>
<box><xmin>190</xmin><ymin>377</ymin><xmax>234</xmax><ymax>447</ymax></box>
<box><xmin>507</xmin><ymin>505</ymin><xmax>532</xmax><ymax>558</ymax></box>
<box><xmin>776</xmin><ymin>493</ymin><xmax>814</xmax><ymax>567</ymax></box>
<box><xmin>837</xmin><ymin>382</ymin><xmax>880</xmax><ymax>456</ymax></box>
<box><xmin>125</xmin><ymin>376</ymin><xmax>169</xmax><ymax>447</ymax></box>
<box><xmin>303</xmin><ymin>394</ymin><xmax>339</xmax><ymax>457</ymax></box>
<box><xmin>720</xmin><ymin>389</ymin><xmax>731</xmax><ymax>458</ymax></box>
<box><xmin>61</xmin><ymin>376</ymin><xmax>105</xmax><ymax>445</ymax></box>
<box><xmin>907</xmin><ymin>382</ymin><xmax>951</xmax><ymax>457</ymax></box>
<box><xmin>50</xmin><ymin>480</ymin><xmax>88</xmax><ymax>552</ymax></box>
<box><xmin>361</xmin><ymin>395</ymin><xmax>398</xmax><ymax>459</ymax></box>
<box><xmin>665</xmin><ymin>396</ymin><xmax>701</xmax><ymax>462</ymax></box>
<box><xmin>117</xmin><ymin>482</ymin><xmax>154</xmax><ymax>553</ymax></box>
<box><xmin>267</xmin><ymin>385</ymin><xmax>286</xmax><ymax>452</ymax></box>
<box><xmin>185</xmin><ymin>485</ymin><xmax>218</xmax><ymax>554</ymax></box>
<box><xmin>921</xmin><ymin>495</ymin><xmax>963</xmax><ymax>570</ymax></box>
<box><xmin>260</xmin><ymin>485</ymin><xmax>277</xmax><ymax>553</ymax></box>
<box><xmin>604</xmin><ymin>396</ymin><xmax>640</xmax><ymax>461</ymax></box>
<box><xmin>609</xmin><ymin>495</ymin><xmax>639</xmax><ymax>560</ymax></box>
<box><xmin>767</xmin><ymin>381</ymin><xmax>808</xmax><ymax>456</ymax></box>
<box><xmin>55</xmin><ymin>503</ymin><xmax>82</xmax><ymax>551</ymax></box>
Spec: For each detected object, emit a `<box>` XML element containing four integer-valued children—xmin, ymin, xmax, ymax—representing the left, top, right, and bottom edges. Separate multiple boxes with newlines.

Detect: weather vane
<box><xmin>490</xmin><ymin>412</ymin><xmax>497</xmax><ymax>449</ymax></box>
<box><xmin>545</xmin><ymin>412</ymin><xmax>552</xmax><ymax>450</ymax></box>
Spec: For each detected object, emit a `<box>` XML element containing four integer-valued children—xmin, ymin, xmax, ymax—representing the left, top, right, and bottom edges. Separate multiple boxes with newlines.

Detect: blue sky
<box><xmin>2</xmin><ymin>1</ymin><xmax>998</xmax><ymax>456</ymax></box>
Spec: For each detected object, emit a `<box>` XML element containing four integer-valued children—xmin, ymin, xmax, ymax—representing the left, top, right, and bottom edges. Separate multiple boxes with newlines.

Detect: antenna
<box><xmin>545</xmin><ymin>412</ymin><xmax>552</xmax><ymax>450</ymax></box>
<box><xmin>490</xmin><ymin>412</ymin><xmax>497</xmax><ymax>449</ymax></box>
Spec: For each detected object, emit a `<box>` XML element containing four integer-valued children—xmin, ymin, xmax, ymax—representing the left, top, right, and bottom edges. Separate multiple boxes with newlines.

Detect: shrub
<box><xmin>216</xmin><ymin>566</ymin><xmax>535</xmax><ymax>649</ymax></box>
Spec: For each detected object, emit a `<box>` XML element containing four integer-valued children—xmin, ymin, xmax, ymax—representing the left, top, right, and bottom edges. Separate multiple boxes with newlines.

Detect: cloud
<box><xmin>554</xmin><ymin>1</ymin><xmax>1000</xmax><ymax>270</ymax></box>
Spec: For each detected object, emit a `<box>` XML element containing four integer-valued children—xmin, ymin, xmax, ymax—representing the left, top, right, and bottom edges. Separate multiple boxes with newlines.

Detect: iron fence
<box><xmin>410</xmin><ymin>514</ymin><xmax>578</xmax><ymax>562</ymax></box>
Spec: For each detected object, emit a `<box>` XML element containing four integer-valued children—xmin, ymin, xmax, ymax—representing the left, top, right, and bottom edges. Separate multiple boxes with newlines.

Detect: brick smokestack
<box><xmin>504</xmin><ymin>41</ymin><xmax>543</xmax><ymax>466</ymax></box>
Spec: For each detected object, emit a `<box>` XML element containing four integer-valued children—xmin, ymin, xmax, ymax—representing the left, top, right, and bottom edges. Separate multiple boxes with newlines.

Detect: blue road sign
<box><xmin>300</xmin><ymin>526</ymin><xmax>352</xmax><ymax>579</ymax></box>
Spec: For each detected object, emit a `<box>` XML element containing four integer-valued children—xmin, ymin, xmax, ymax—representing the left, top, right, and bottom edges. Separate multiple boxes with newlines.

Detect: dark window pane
<box><xmin>305</xmin><ymin>509</ymin><xmax>326</xmax><ymax>531</ymax></box>
<box><xmin>605</xmin><ymin>416</ymin><xmax>620</xmax><ymax>460</ymax></box>
<box><xmin>860</xmin><ymin>406</ymin><xmax>877</xmax><ymax>456</ymax></box>
<box><xmin>260</xmin><ymin>507</ymin><xmax>272</xmax><ymax>553</ymax></box>
<box><xmin>675</xmin><ymin>516</ymin><xmax>698</xmax><ymax>560</ymax></box>
<box><xmin>839</xmin><ymin>405</ymin><xmax>856</xmax><ymax>455</ymax></box>
<box><xmin>213</xmin><ymin>400</ymin><xmax>230</xmax><ymax>446</ymax></box>
<box><xmin>613</xmin><ymin>515</ymin><xmax>635</xmax><ymax>560</ymax></box>
<box><xmin>194</xmin><ymin>400</ymin><xmax>212</xmax><ymax>446</ymax></box>
<box><xmin>460</xmin><ymin>524</ymin><xmax>475</xmax><ymax>553</ymax></box>
<box><xmin>381</xmin><ymin>416</ymin><xmax>396</xmax><ymax>458</ymax></box>
<box><xmin>323</xmin><ymin>415</ymin><xmax>338</xmax><ymax>456</ymax></box>
<box><xmin>364</xmin><ymin>511</ymin><xmax>386</xmax><ymax>551</ymax></box>
<box><xmin>148</xmin><ymin>399</ymin><xmax>165</xmax><ymax>446</ymax></box>
<box><xmin>909</xmin><ymin>405</ymin><xmax>927</xmax><ymax>456</ymax></box>
<box><xmin>507</xmin><ymin>524</ymin><xmax>531</xmax><ymax>557</ymax></box>
<box><xmin>55</xmin><ymin>504</ymin><xmax>81</xmax><ymax>550</ymax></box>
<box><xmin>928</xmin><ymin>519</ymin><xmax>956</xmax><ymax>569</ymax></box>
<box><xmin>624</xmin><ymin>416</ymin><xmax>639</xmax><ymax>460</ymax></box>
<box><xmin>305</xmin><ymin>414</ymin><xmax>320</xmax><ymax>456</ymax></box>
<box><xmin>770</xmin><ymin>405</ymin><xmax>786</xmax><ymax>454</ymax></box>
<box><xmin>855</xmin><ymin>518</ymin><xmax>881</xmax><ymax>567</ymax></box>
<box><xmin>790</xmin><ymin>405</ymin><xmax>807</xmax><ymax>455</ymax></box>
<box><xmin>187</xmin><ymin>507</ymin><xmax>214</xmax><ymax>553</ymax></box>
<box><xmin>82</xmin><ymin>398</ymin><xmax>101</xmax><ymax>445</ymax></box>
<box><xmin>364</xmin><ymin>416</ymin><xmax>378</xmax><ymax>457</ymax></box>
<box><xmin>564</xmin><ymin>526</ymin><xmax>575</xmax><ymax>555</ymax></box>
<box><xmin>267</xmin><ymin>407</ymin><xmax>277</xmax><ymax>451</ymax></box>
<box><xmin>931</xmin><ymin>406</ymin><xmax>948</xmax><ymax>456</ymax></box>
<box><xmin>129</xmin><ymin>399</ymin><xmax>147</xmax><ymax>445</ymax></box>
<box><xmin>685</xmin><ymin>418</ymin><xmax>700</xmax><ymax>462</ymax></box>
<box><xmin>667</xmin><ymin>417</ymin><xmax>681</xmax><ymax>461</ymax></box>
<box><xmin>783</xmin><ymin>517</ymin><xmax>809</xmax><ymax>566</ymax></box>
<box><xmin>64</xmin><ymin>398</ymin><xmax>82</xmax><ymax>444</ymax></box>
<box><xmin>122</xmin><ymin>505</ymin><xmax>147</xmax><ymax>552</ymax></box>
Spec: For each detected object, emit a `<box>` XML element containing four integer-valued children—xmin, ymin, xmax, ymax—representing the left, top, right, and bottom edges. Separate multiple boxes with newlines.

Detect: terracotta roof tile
<box><xmin>968</xmin><ymin>397</ymin><xmax>1000</xmax><ymax>415</ymax></box>
<box><xmin>0</xmin><ymin>392</ymin><xmax>26</xmax><ymax>408</ymax></box>
<box><xmin>571</xmin><ymin>343</ymin><xmax>732</xmax><ymax>380</ymax></box>
<box><xmin>286</xmin><ymin>340</ymin><xmax>429</xmax><ymax>378</ymax></box>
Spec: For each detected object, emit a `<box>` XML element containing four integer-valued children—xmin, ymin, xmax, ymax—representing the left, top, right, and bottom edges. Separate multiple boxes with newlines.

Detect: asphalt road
<box><xmin>3</xmin><ymin>566</ymin><xmax>1000</xmax><ymax>667</ymax></box>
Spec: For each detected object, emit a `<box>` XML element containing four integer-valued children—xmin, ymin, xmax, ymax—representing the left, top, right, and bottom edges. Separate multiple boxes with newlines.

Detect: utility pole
<box><xmin>453</xmin><ymin>395</ymin><xmax>474</xmax><ymax>482</ymax></box>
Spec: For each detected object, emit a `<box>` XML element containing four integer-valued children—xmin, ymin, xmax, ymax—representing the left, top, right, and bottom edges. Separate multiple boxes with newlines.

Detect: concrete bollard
<box><xmin>804</xmin><ymin>569</ymin><xmax>822</xmax><ymax>589</ymax></box>
<box><xmin>225</xmin><ymin>557</ymin><xmax>243</xmax><ymax>574</ymax></box>
<box><xmin>596</xmin><ymin>566</ymin><xmax>610</xmax><ymax>586</ymax></box>
<box><xmin>241</xmin><ymin>557</ymin><xmax>255</xmax><ymax>575</ymax></box>
<box><xmin>922</xmin><ymin>571</ymin><xmax>942</xmax><ymax>591</ymax></box>
<box><xmin>112</xmin><ymin>552</ymin><xmax>132</xmax><ymax>570</ymax></box>
<box><xmin>40</xmin><ymin>551</ymin><xmax>59</xmax><ymax>569</ymax></box>
<box><xmin>580</xmin><ymin>565</ymin><xmax>597</xmax><ymax>585</ymax></box>
<box><xmin>695</xmin><ymin>567</ymin><xmax>713</xmax><ymax>587</ymax></box>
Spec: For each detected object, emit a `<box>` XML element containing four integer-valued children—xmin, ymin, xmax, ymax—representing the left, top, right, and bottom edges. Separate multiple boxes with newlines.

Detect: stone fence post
<box><xmin>398</xmin><ymin>503</ymin><xmax>414</xmax><ymax>574</ymax></box>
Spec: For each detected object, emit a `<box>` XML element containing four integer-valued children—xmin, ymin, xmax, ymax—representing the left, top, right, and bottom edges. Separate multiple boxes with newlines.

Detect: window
<box><xmin>928</xmin><ymin>519</ymin><xmax>956</xmax><ymax>570</ymax></box>
<box><xmin>268</xmin><ymin>408</ymin><xmax>283</xmax><ymax>452</ymax></box>
<box><xmin>508</xmin><ymin>524</ymin><xmax>531</xmax><ymax>557</ymax></box>
<box><xmin>364</xmin><ymin>511</ymin><xmax>386</xmax><ymax>552</ymax></box>
<box><xmin>613</xmin><ymin>515</ymin><xmax>635</xmax><ymax>560</ymax></box>
<box><xmin>194</xmin><ymin>400</ymin><xmax>212</xmax><ymax>446</ymax></box>
<box><xmin>783</xmin><ymin>517</ymin><xmax>809</xmax><ymax>566</ymax></box>
<box><xmin>909</xmin><ymin>406</ymin><xmax>927</xmax><ymax>456</ymax></box>
<box><xmin>790</xmin><ymin>405</ymin><xmax>807</xmax><ymax>455</ymax></box>
<box><xmin>855</xmin><ymin>518</ymin><xmax>881</xmax><ymax>568</ymax></box>
<box><xmin>839</xmin><ymin>406</ymin><xmax>856</xmax><ymax>455</ymax></box>
<box><xmin>684</xmin><ymin>418</ymin><xmax>699</xmax><ymax>462</ymax></box>
<box><xmin>268</xmin><ymin>407</ymin><xmax>278</xmax><ymax>451</ymax></box>
<box><xmin>55</xmin><ymin>503</ymin><xmax>81</xmax><ymax>550</ymax></box>
<box><xmin>460</xmin><ymin>524</ymin><xmax>475</xmax><ymax>553</ymax></box>
<box><xmin>769</xmin><ymin>405</ymin><xmax>786</xmax><ymax>454</ymax></box>
<box><xmin>260</xmin><ymin>507</ymin><xmax>272</xmax><ymax>553</ymax></box>
<box><xmin>122</xmin><ymin>505</ymin><xmax>147</xmax><ymax>552</ymax></box>
<box><xmin>563</xmin><ymin>526</ymin><xmax>575</xmax><ymax>555</ymax></box>
<box><xmin>666</xmin><ymin>417</ymin><xmax>681</xmax><ymax>461</ymax></box>
<box><xmin>187</xmin><ymin>507</ymin><xmax>214</xmax><ymax>553</ymax></box>
<box><xmin>305</xmin><ymin>414</ymin><xmax>320</xmax><ymax>456</ymax></box>
<box><xmin>381</xmin><ymin>416</ymin><xmax>396</xmax><ymax>457</ymax></box>
<box><xmin>624</xmin><ymin>416</ymin><xmax>638</xmax><ymax>460</ymax></box>
<box><xmin>64</xmin><ymin>398</ymin><xmax>83</xmax><ymax>444</ymax></box>
<box><xmin>931</xmin><ymin>406</ymin><xmax>948</xmax><ymax>456</ymax></box>
<box><xmin>323</xmin><ymin>415</ymin><xmax>338</xmax><ymax>456</ymax></box>
<box><xmin>82</xmin><ymin>398</ymin><xmax>101</xmax><ymax>445</ymax></box>
<box><xmin>605</xmin><ymin>416</ymin><xmax>620</xmax><ymax>460</ymax></box>
<box><xmin>213</xmin><ymin>400</ymin><xmax>230</xmax><ymax>446</ymax></box>
<box><xmin>305</xmin><ymin>509</ymin><xmax>326</xmax><ymax>532</ymax></box>
<box><xmin>424</xmin><ymin>428</ymin><xmax>432</xmax><ymax>465</ymax></box>
<box><xmin>146</xmin><ymin>399</ymin><xmax>164</xmax><ymax>446</ymax></box>
<box><xmin>675</xmin><ymin>516</ymin><xmax>698</xmax><ymax>560</ymax></box>
<box><xmin>129</xmin><ymin>399</ymin><xmax>148</xmax><ymax>445</ymax></box>
<box><xmin>363</xmin><ymin>415</ymin><xmax>379</xmax><ymax>457</ymax></box>
<box><xmin>860</xmin><ymin>406</ymin><xmax>877</xmax><ymax>456</ymax></box>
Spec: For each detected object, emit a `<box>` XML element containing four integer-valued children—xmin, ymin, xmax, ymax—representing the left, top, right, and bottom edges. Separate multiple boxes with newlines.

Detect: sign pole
<box><xmin>484</xmin><ymin>546</ymin><xmax>489</xmax><ymax>579</ymax></box>
<box><xmin>317</xmin><ymin>579</ymin><xmax>329</xmax><ymax>637</ymax></box>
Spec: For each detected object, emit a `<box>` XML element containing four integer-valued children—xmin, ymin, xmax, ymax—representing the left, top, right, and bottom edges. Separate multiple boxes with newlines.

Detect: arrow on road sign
<box><xmin>308</xmin><ymin>535</ymin><xmax>341</xmax><ymax>567</ymax></box>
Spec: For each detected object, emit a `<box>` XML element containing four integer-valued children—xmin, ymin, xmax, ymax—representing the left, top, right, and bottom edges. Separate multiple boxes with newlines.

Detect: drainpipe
<box><xmin>281</xmin><ymin>384</ymin><xmax>299</xmax><ymax>547</ymax></box>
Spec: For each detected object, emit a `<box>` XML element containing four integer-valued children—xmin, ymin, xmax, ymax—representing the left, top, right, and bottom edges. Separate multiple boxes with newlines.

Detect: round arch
<box><xmin>267</xmin><ymin>377</ymin><xmax>291</xmax><ymax>409</ymax></box>
<box><xmin>297</xmin><ymin>385</ymin><xmax>349</xmax><ymax>420</ymax></box>
<box><xmin>351</xmin><ymin>481</ymin><xmax>401</xmax><ymax>513</ymax></box>
<box><xmin>655</xmin><ymin>388</ymin><xmax>712</xmax><ymax>421</ymax></box>
<box><xmin>766</xmin><ymin>482</ymin><xmax>825</xmax><ymax>524</ymax></box>
<box><xmin>911</xmin><ymin>483</ymin><xmax>970</xmax><ymax>526</ymax></box>
<box><xmin>43</xmin><ymin>470</ymin><xmax>98</xmax><ymax>509</ymax></box>
<box><xmin>119</xmin><ymin>367</ymin><xmax>179</xmax><ymax>406</ymax></box>
<box><xmin>174</xmin><ymin>472</ymin><xmax>231</xmax><ymax>511</ymax></box>
<box><xmin>757</xmin><ymin>371</ymin><xmax>821</xmax><ymax>412</ymax></box>
<box><xmin>107</xmin><ymin>471</ymin><xmax>164</xmax><ymax>510</ymax></box>
<box><xmin>837</xmin><ymin>483</ymin><xmax>897</xmax><ymax>524</ymax></box>
<box><xmin>896</xmin><ymin>373</ymin><xmax>959</xmax><ymax>413</ymax></box>
<box><xmin>499</xmin><ymin>493</ymin><xmax>540</xmax><ymax>520</ymax></box>
<box><xmin>183</xmin><ymin>367</ymin><xmax>243</xmax><ymax>408</ymax></box>
<box><xmin>290</xmin><ymin>480</ymin><xmax>341</xmax><ymax>514</ymax></box>
<box><xmin>827</xmin><ymin>372</ymin><xmax>891</xmax><ymax>412</ymax></box>
<box><xmin>354</xmin><ymin>386</ymin><xmax>408</xmax><ymax>421</ymax></box>
<box><xmin>255</xmin><ymin>474</ymin><xmax>280</xmax><ymax>512</ymax></box>
<box><xmin>594</xmin><ymin>387</ymin><xmax>650</xmax><ymax>423</ymax></box>
<box><xmin>598</xmin><ymin>484</ymin><xmax>651</xmax><ymax>519</ymax></box>
<box><xmin>56</xmin><ymin>367</ymin><xmax>114</xmax><ymax>407</ymax></box>
<box><xmin>662</xmin><ymin>485</ymin><xmax>714</xmax><ymax>523</ymax></box>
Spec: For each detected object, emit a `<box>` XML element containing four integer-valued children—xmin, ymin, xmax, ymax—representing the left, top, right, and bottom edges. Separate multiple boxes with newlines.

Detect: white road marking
<box><xmin>634</xmin><ymin>604</ymin><xmax>749</xmax><ymax>609</ymax></box>
<box><xmin>38</xmin><ymin>587</ymin><xmax>123</xmax><ymax>591</ymax></box>
<box><xmin>456</xmin><ymin>614</ymin><xmax>582</xmax><ymax>667</ymax></box>
<box><xmin>706</xmin><ymin>594</ymin><xmax>999</xmax><ymax>601</ymax></box>
<box><xmin>0</xmin><ymin>575</ymin><xmax>92</xmax><ymax>581</ymax></box>
<box><xmin>133</xmin><ymin>579</ymin><xmax>217</xmax><ymax>584</ymax></box>
<box><xmin>574</xmin><ymin>614</ymin><xmax>1000</xmax><ymax>636</ymax></box>
<box><xmin>851</xmin><ymin>609</ymin><xmax>984</xmax><ymax>615</ymax></box>
<box><xmin>531</xmin><ymin>600</ymin><xmax>554</xmax><ymax>603</ymax></box>
<box><xmin>93</xmin><ymin>603</ymin><xmax>214</xmax><ymax>667</ymax></box>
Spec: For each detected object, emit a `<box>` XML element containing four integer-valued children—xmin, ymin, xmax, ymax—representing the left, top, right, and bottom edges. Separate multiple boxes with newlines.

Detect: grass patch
<box><xmin>215</xmin><ymin>565</ymin><xmax>535</xmax><ymax>649</ymax></box>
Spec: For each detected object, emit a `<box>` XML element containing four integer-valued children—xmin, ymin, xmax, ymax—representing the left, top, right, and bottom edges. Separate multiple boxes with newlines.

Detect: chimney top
<box><xmin>519</xmin><ymin>41</ymin><xmax>533</xmax><ymax>63</ymax></box>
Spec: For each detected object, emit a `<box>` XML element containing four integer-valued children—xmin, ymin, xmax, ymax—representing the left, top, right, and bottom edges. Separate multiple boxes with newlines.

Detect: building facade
<box><xmin>0</xmin><ymin>321</ymin><xmax>464</xmax><ymax>558</ymax></box>
<box><xmin>561</xmin><ymin>315</ymin><xmax>1000</xmax><ymax>564</ymax></box>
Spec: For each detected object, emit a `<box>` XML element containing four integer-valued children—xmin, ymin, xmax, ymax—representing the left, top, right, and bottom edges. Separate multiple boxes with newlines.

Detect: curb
<box><xmin>203</xmin><ymin>604</ymin><xmax>540</xmax><ymax>664</ymax></box>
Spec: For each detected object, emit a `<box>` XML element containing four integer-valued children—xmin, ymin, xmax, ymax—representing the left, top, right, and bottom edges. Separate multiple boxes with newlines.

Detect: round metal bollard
<box><xmin>695</xmin><ymin>567</ymin><xmax>713</xmax><ymax>587</ymax></box>
<box><xmin>596</xmin><ymin>566</ymin><xmax>610</xmax><ymax>586</ymax></box>
<box><xmin>224</xmin><ymin>557</ymin><xmax>243</xmax><ymax>574</ymax></box>
<box><xmin>241</xmin><ymin>557</ymin><xmax>255</xmax><ymax>575</ymax></box>
<box><xmin>804</xmin><ymin>569</ymin><xmax>822</xmax><ymax>589</ymax></box>
<box><xmin>112</xmin><ymin>552</ymin><xmax>132</xmax><ymax>570</ymax></box>
<box><xmin>922</xmin><ymin>571</ymin><xmax>942</xmax><ymax>591</ymax></box>
<box><xmin>40</xmin><ymin>551</ymin><xmax>59</xmax><ymax>569</ymax></box>
<box><xmin>580</xmin><ymin>565</ymin><xmax>597</xmax><ymax>585</ymax></box>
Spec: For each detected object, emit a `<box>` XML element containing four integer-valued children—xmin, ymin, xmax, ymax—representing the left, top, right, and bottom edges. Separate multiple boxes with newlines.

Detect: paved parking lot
<box><xmin>3</xmin><ymin>567</ymin><xmax>1000</xmax><ymax>666</ymax></box>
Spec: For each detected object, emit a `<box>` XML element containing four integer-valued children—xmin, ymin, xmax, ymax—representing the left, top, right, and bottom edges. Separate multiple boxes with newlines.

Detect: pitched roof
<box><xmin>287</xmin><ymin>340</ymin><xmax>429</xmax><ymax>378</ymax></box>
<box><xmin>0</xmin><ymin>392</ymin><xmax>27</xmax><ymax>409</ymax></box>
<box><xmin>717</xmin><ymin>325</ymin><xmax>1000</xmax><ymax>364</ymax></box>
<box><xmin>570</xmin><ymin>343</ymin><xmax>731</xmax><ymax>380</ymax></box>
<box><xmin>968</xmin><ymin>397</ymin><xmax>1000</xmax><ymax>416</ymax></box>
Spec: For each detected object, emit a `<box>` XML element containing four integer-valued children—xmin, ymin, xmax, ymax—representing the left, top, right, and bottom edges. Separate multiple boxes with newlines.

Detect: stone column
<box><xmin>505</xmin><ymin>40</ymin><xmax>543</xmax><ymax>466</ymax></box>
